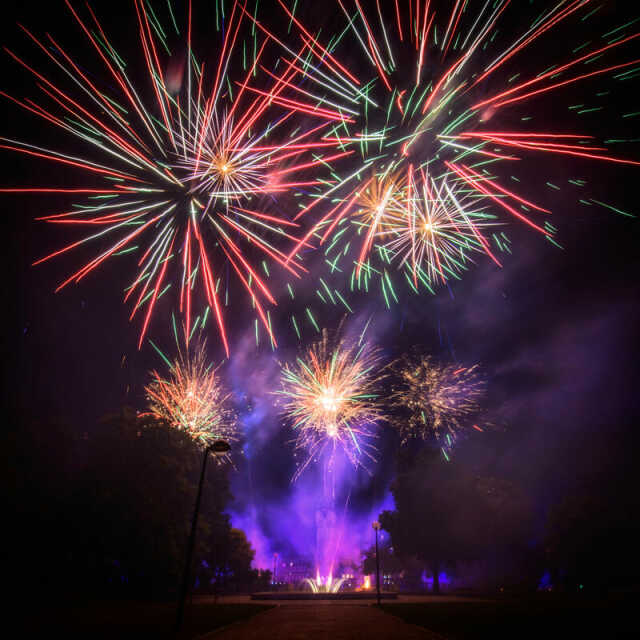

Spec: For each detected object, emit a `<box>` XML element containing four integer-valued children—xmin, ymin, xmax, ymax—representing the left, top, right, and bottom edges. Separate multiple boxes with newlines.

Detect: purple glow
<box><xmin>230</xmin><ymin>455</ymin><xmax>395</xmax><ymax>576</ymax></box>
<box><xmin>422</xmin><ymin>571</ymin><xmax>451</xmax><ymax>589</ymax></box>
<box><xmin>227</xmin><ymin>327</ymin><xmax>394</xmax><ymax>584</ymax></box>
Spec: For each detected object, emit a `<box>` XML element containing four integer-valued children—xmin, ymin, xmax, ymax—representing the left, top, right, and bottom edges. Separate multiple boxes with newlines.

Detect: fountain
<box><xmin>304</xmin><ymin>572</ymin><xmax>346</xmax><ymax>593</ymax></box>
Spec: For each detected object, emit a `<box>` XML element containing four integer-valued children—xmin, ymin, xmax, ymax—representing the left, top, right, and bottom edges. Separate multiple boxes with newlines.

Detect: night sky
<box><xmin>1</xmin><ymin>0</ymin><xmax>639</xmax><ymax>567</ymax></box>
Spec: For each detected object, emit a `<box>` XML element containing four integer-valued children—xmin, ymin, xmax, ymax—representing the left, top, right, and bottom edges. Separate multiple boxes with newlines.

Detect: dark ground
<box><xmin>209</xmin><ymin>602</ymin><xmax>438</xmax><ymax>639</ymax></box>
<box><xmin>382</xmin><ymin>594</ymin><xmax>636</xmax><ymax>639</ymax></box>
<box><xmin>17</xmin><ymin>594</ymin><xmax>636</xmax><ymax>639</ymax></box>
<box><xmin>19</xmin><ymin>601</ymin><xmax>272</xmax><ymax>639</ymax></box>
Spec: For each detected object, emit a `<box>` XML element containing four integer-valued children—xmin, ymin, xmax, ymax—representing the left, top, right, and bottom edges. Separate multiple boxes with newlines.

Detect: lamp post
<box><xmin>174</xmin><ymin>439</ymin><xmax>230</xmax><ymax>635</ymax></box>
<box><xmin>372</xmin><ymin>521</ymin><xmax>381</xmax><ymax>606</ymax></box>
<box><xmin>273</xmin><ymin>552</ymin><xmax>278</xmax><ymax>590</ymax></box>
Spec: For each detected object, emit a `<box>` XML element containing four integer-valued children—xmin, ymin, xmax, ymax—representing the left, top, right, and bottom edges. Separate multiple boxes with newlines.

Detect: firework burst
<box><xmin>258</xmin><ymin>0</ymin><xmax>639</xmax><ymax>307</ymax></box>
<box><xmin>382</xmin><ymin>171</ymin><xmax>497</xmax><ymax>289</ymax></box>
<box><xmin>389</xmin><ymin>354</ymin><xmax>486</xmax><ymax>455</ymax></box>
<box><xmin>1</xmin><ymin>1</ymin><xmax>352</xmax><ymax>353</ymax></box>
<box><xmin>143</xmin><ymin>342</ymin><xmax>237</xmax><ymax>446</ymax></box>
<box><xmin>277</xmin><ymin>328</ymin><xmax>384</xmax><ymax>478</ymax></box>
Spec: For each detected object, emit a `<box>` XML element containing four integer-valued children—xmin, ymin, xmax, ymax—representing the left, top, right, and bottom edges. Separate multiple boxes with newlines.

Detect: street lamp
<box><xmin>174</xmin><ymin>439</ymin><xmax>231</xmax><ymax>634</ymax></box>
<box><xmin>372</xmin><ymin>521</ymin><xmax>381</xmax><ymax>606</ymax></box>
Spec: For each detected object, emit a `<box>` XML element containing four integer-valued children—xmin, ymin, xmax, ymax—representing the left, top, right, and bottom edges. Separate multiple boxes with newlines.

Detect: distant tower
<box><xmin>315</xmin><ymin>448</ymin><xmax>338</xmax><ymax>579</ymax></box>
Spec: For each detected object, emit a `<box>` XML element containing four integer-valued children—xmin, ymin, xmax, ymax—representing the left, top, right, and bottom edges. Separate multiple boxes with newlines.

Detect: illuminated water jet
<box><xmin>304</xmin><ymin>572</ymin><xmax>345</xmax><ymax>594</ymax></box>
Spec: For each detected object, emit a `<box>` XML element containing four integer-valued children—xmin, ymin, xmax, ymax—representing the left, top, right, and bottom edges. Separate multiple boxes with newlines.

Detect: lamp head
<box><xmin>210</xmin><ymin>439</ymin><xmax>231</xmax><ymax>458</ymax></box>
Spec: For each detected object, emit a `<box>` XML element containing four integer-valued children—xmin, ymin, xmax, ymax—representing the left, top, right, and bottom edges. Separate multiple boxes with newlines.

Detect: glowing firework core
<box><xmin>325</xmin><ymin>423</ymin><xmax>339</xmax><ymax>439</ymax></box>
<box><xmin>318</xmin><ymin>387</ymin><xmax>342</xmax><ymax>440</ymax></box>
<box><xmin>318</xmin><ymin>387</ymin><xmax>343</xmax><ymax>414</ymax></box>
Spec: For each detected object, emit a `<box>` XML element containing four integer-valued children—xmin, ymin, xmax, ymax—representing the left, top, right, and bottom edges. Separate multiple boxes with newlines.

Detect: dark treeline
<box><xmin>3</xmin><ymin>407</ymin><xmax>270</xmax><ymax>601</ymax></box>
<box><xmin>364</xmin><ymin>440</ymin><xmax>640</xmax><ymax>595</ymax></box>
<box><xmin>4</xmin><ymin>403</ymin><xmax>639</xmax><ymax>600</ymax></box>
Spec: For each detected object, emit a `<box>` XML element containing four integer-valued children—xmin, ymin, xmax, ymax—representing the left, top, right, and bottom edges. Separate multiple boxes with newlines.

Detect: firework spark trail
<box><xmin>276</xmin><ymin>328</ymin><xmax>385</xmax><ymax>479</ymax></box>
<box><xmin>4</xmin><ymin>1</ymin><xmax>638</xmax><ymax>349</ymax></box>
<box><xmin>1</xmin><ymin>0</ymin><xmax>355</xmax><ymax>353</ymax></box>
<box><xmin>266</xmin><ymin>0</ymin><xmax>638</xmax><ymax>309</ymax></box>
<box><xmin>389</xmin><ymin>354</ymin><xmax>486</xmax><ymax>457</ymax></box>
<box><xmin>142</xmin><ymin>341</ymin><xmax>237</xmax><ymax>446</ymax></box>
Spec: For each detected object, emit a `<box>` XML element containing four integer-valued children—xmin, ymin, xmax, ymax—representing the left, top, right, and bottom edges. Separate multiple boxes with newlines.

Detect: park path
<box><xmin>205</xmin><ymin>603</ymin><xmax>443</xmax><ymax>639</ymax></box>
